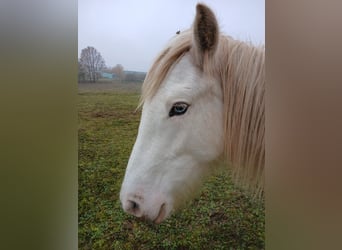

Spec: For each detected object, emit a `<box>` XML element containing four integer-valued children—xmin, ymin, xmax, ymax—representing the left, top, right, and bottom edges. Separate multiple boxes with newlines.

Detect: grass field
<box><xmin>78</xmin><ymin>82</ymin><xmax>265</xmax><ymax>249</ymax></box>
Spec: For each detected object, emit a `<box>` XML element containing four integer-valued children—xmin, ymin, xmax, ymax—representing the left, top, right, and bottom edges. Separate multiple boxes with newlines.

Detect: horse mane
<box><xmin>140</xmin><ymin>29</ymin><xmax>265</xmax><ymax>196</ymax></box>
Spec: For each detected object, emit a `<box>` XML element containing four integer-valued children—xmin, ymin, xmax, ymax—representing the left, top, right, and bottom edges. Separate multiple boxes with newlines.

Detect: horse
<box><xmin>120</xmin><ymin>3</ymin><xmax>264</xmax><ymax>224</ymax></box>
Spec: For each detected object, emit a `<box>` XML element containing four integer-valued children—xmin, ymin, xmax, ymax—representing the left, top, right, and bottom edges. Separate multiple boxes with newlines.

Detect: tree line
<box><xmin>78</xmin><ymin>46</ymin><xmax>145</xmax><ymax>83</ymax></box>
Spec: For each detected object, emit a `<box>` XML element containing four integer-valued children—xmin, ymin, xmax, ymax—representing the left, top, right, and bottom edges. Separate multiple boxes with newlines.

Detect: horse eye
<box><xmin>169</xmin><ymin>102</ymin><xmax>189</xmax><ymax>117</ymax></box>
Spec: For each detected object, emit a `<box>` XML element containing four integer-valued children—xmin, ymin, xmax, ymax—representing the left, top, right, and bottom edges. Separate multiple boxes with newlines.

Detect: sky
<box><xmin>78</xmin><ymin>0</ymin><xmax>264</xmax><ymax>72</ymax></box>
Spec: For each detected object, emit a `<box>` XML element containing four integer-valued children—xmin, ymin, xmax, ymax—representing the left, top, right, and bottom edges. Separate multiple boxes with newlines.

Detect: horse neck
<box><xmin>218</xmin><ymin>38</ymin><xmax>265</xmax><ymax>192</ymax></box>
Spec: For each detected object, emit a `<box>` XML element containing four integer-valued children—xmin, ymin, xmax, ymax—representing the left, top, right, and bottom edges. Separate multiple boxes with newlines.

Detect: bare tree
<box><xmin>78</xmin><ymin>60</ymin><xmax>87</xmax><ymax>82</ymax></box>
<box><xmin>112</xmin><ymin>64</ymin><xmax>125</xmax><ymax>81</ymax></box>
<box><xmin>79</xmin><ymin>46</ymin><xmax>106</xmax><ymax>82</ymax></box>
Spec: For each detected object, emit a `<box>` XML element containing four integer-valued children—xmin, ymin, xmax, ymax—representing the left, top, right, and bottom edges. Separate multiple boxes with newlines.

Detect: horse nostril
<box><xmin>131</xmin><ymin>200</ymin><xmax>138</xmax><ymax>209</ymax></box>
<box><xmin>127</xmin><ymin>200</ymin><xmax>140</xmax><ymax>215</ymax></box>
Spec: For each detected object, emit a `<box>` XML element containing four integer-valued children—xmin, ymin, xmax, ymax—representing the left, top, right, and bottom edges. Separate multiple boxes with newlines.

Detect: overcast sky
<box><xmin>78</xmin><ymin>0</ymin><xmax>264</xmax><ymax>72</ymax></box>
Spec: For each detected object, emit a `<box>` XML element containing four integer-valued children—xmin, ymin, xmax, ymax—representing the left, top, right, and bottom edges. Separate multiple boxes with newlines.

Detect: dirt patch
<box><xmin>91</xmin><ymin>110</ymin><xmax>117</xmax><ymax>118</ymax></box>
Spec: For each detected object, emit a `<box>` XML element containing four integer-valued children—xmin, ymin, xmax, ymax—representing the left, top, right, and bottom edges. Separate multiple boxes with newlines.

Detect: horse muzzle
<box><xmin>120</xmin><ymin>190</ymin><xmax>171</xmax><ymax>224</ymax></box>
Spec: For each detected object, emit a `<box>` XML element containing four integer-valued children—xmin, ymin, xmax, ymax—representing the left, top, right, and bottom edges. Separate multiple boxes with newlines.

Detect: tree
<box><xmin>78</xmin><ymin>60</ymin><xmax>86</xmax><ymax>82</ymax></box>
<box><xmin>112</xmin><ymin>64</ymin><xmax>125</xmax><ymax>81</ymax></box>
<box><xmin>79</xmin><ymin>46</ymin><xmax>106</xmax><ymax>82</ymax></box>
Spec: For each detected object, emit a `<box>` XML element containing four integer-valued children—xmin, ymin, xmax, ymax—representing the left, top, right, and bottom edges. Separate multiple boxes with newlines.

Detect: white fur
<box><xmin>120</xmin><ymin>54</ymin><xmax>224</xmax><ymax>222</ymax></box>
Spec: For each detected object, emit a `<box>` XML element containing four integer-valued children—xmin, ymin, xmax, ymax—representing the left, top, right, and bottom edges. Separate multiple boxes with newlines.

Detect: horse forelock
<box><xmin>139</xmin><ymin>30</ymin><xmax>192</xmax><ymax>108</ymax></box>
<box><xmin>140</xmin><ymin>29</ymin><xmax>265</xmax><ymax>196</ymax></box>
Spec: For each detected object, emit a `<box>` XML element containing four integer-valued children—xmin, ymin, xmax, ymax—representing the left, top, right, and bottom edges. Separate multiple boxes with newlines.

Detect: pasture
<box><xmin>78</xmin><ymin>82</ymin><xmax>265</xmax><ymax>249</ymax></box>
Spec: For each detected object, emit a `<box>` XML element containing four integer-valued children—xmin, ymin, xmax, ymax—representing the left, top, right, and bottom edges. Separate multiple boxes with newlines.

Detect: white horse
<box><xmin>120</xmin><ymin>4</ymin><xmax>264</xmax><ymax>224</ymax></box>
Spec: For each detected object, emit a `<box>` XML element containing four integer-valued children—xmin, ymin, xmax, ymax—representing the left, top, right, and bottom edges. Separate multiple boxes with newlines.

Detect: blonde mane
<box><xmin>140</xmin><ymin>29</ymin><xmax>265</xmax><ymax>196</ymax></box>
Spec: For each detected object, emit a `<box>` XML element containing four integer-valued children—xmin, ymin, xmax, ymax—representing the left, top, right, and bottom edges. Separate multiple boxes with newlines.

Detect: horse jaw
<box><xmin>120</xmin><ymin>54</ymin><xmax>224</xmax><ymax>223</ymax></box>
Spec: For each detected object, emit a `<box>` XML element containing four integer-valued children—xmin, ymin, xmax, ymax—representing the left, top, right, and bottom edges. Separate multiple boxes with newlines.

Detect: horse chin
<box><xmin>153</xmin><ymin>203</ymin><xmax>167</xmax><ymax>224</ymax></box>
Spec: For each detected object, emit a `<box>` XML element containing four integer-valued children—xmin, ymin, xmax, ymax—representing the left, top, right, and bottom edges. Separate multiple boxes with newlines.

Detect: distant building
<box><xmin>98</xmin><ymin>70</ymin><xmax>146</xmax><ymax>82</ymax></box>
<box><xmin>101</xmin><ymin>72</ymin><xmax>115</xmax><ymax>79</ymax></box>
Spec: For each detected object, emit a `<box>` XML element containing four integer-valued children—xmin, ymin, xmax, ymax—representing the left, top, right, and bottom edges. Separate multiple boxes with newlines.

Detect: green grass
<box><xmin>78</xmin><ymin>83</ymin><xmax>265</xmax><ymax>249</ymax></box>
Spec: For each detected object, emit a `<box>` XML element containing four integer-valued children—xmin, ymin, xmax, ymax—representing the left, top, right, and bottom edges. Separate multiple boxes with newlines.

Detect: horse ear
<box><xmin>192</xmin><ymin>4</ymin><xmax>219</xmax><ymax>67</ymax></box>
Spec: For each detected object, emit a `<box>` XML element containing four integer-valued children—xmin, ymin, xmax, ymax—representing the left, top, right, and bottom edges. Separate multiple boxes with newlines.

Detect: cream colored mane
<box><xmin>140</xmin><ymin>29</ymin><xmax>265</xmax><ymax>196</ymax></box>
